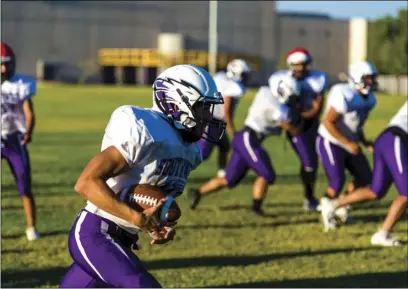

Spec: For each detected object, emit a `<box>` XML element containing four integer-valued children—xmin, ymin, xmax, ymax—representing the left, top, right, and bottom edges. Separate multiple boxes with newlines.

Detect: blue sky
<box><xmin>276</xmin><ymin>1</ymin><xmax>407</xmax><ymax>20</ymax></box>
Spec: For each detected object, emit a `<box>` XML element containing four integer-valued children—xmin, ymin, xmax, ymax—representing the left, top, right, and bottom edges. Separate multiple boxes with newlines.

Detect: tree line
<box><xmin>367</xmin><ymin>9</ymin><xmax>407</xmax><ymax>76</ymax></box>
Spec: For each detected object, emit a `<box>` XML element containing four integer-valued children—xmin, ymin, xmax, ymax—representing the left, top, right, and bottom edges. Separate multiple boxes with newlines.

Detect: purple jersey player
<box><xmin>318</xmin><ymin>61</ymin><xmax>378</xmax><ymax>231</ymax></box>
<box><xmin>269</xmin><ymin>47</ymin><xmax>328</xmax><ymax>212</ymax></box>
<box><xmin>1</xmin><ymin>42</ymin><xmax>39</xmax><ymax>241</ymax></box>
<box><xmin>321</xmin><ymin>101</ymin><xmax>407</xmax><ymax>246</ymax></box>
<box><xmin>199</xmin><ymin>59</ymin><xmax>251</xmax><ymax>178</ymax></box>
<box><xmin>188</xmin><ymin>74</ymin><xmax>304</xmax><ymax>215</ymax></box>
<box><xmin>59</xmin><ymin>65</ymin><xmax>225</xmax><ymax>288</ymax></box>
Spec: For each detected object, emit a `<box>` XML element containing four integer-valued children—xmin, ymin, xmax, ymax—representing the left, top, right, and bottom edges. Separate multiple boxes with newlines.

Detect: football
<box><xmin>123</xmin><ymin>184</ymin><xmax>181</xmax><ymax>222</ymax></box>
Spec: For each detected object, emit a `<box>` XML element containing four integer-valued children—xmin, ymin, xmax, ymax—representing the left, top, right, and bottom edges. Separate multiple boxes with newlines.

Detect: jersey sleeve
<box><xmin>313</xmin><ymin>72</ymin><xmax>328</xmax><ymax>94</ymax></box>
<box><xmin>104</xmin><ymin>107</ymin><xmax>154</xmax><ymax>167</ymax></box>
<box><xmin>18</xmin><ymin>75</ymin><xmax>37</xmax><ymax>100</ymax></box>
<box><xmin>327</xmin><ymin>85</ymin><xmax>348</xmax><ymax>114</ymax></box>
<box><xmin>222</xmin><ymin>81</ymin><xmax>245</xmax><ymax>98</ymax></box>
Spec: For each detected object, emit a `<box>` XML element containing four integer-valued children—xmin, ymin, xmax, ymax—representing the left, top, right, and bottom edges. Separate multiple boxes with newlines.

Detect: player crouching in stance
<box><xmin>321</xmin><ymin>101</ymin><xmax>407</xmax><ymax>247</ymax></box>
<box><xmin>318</xmin><ymin>61</ymin><xmax>378</xmax><ymax>232</ymax></box>
<box><xmin>199</xmin><ymin>59</ymin><xmax>251</xmax><ymax>178</ymax></box>
<box><xmin>1</xmin><ymin>42</ymin><xmax>39</xmax><ymax>241</ymax></box>
<box><xmin>59</xmin><ymin>65</ymin><xmax>226</xmax><ymax>288</ymax></box>
<box><xmin>188</xmin><ymin>74</ymin><xmax>303</xmax><ymax>215</ymax></box>
<box><xmin>269</xmin><ymin>48</ymin><xmax>328</xmax><ymax>212</ymax></box>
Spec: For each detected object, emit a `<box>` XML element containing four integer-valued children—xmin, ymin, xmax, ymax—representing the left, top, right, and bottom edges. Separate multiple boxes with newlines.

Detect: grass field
<box><xmin>1</xmin><ymin>84</ymin><xmax>407</xmax><ymax>288</ymax></box>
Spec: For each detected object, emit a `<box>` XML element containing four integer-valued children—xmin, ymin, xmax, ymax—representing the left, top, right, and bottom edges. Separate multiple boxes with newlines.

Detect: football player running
<box><xmin>199</xmin><ymin>59</ymin><xmax>251</xmax><ymax>178</ymax></box>
<box><xmin>1</xmin><ymin>42</ymin><xmax>39</xmax><ymax>241</ymax></box>
<box><xmin>188</xmin><ymin>74</ymin><xmax>303</xmax><ymax>215</ymax></box>
<box><xmin>269</xmin><ymin>47</ymin><xmax>328</xmax><ymax>212</ymax></box>
<box><xmin>318</xmin><ymin>61</ymin><xmax>378</xmax><ymax>232</ymax></box>
<box><xmin>320</xmin><ymin>101</ymin><xmax>407</xmax><ymax>246</ymax></box>
<box><xmin>59</xmin><ymin>65</ymin><xmax>226</xmax><ymax>288</ymax></box>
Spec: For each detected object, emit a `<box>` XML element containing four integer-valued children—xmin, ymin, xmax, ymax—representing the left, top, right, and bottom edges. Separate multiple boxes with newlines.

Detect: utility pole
<box><xmin>208</xmin><ymin>0</ymin><xmax>218</xmax><ymax>76</ymax></box>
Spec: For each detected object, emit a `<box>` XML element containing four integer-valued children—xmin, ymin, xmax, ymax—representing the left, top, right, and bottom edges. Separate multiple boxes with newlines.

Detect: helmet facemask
<box><xmin>352</xmin><ymin>74</ymin><xmax>378</xmax><ymax>96</ymax></box>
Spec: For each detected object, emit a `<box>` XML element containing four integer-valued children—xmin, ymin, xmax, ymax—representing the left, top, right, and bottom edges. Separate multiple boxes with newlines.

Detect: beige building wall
<box><xmin>1</xmin><ymin>1</ymin><xmax>278</xmax><ymax>83</ymax></box>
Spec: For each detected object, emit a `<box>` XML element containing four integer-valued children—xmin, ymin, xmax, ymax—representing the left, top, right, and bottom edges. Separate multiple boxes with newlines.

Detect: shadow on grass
<box><xmin>188</xmin><ymin>173</ymin><xmax>329</xmax><ymax>185</ymax></box>
<box><xmin>177</xmin><ymin>217</ymin><xmax>319</xmax><ymax>230</ymax></box>
<box><xmin>1</xmin><ymin>229</ymin><xmax>68</xmax><ymax>240</ymax></box>
<box><xmin>0</xmin><ymin>247</ymin><xmax>379</xmax><ymax>287</ymax></box>
<box><xmin>209</xmin><ymin>271</ymin><xmax>408</xmax><ymax>288</ymax></box>
<box><xmin>144</xmin><ymin>247</ymin><xmax>376</xmax><ymax>270</ymax></box>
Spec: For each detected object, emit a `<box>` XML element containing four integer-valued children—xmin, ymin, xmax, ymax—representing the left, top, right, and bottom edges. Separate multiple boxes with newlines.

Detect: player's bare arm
<box><xmin>323</xmin><ymin>107</ymin><xmax>360</xmax><ymax>154</ymax></box>
<box><xmin>74</xmin><ymin>146</ymin><xmax>163</xmax><ymax>232</ymax></box>
<box><xmin>301</xmin><ymin>93</ymin><xmax>324</xmax><ymax>119</ymax></box>
<box><xmin>21</xmin><ymin>98</ymin><xmax>35</xmax><ymax>145</ymax></box>
<box><xmin>223</xmin><ymin>96</ymin><xmax>236</xmax><ymax>136</ymax></box>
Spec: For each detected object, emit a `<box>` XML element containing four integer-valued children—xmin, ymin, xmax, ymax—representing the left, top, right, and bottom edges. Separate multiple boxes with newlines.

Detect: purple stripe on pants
<box><xmin>371</xmin><ymin>129</ymin><xmax>408</xmax><ymax>197</ymax></box>
<box><xmin>59</xmin><ymin>209</ymin><xmax>161</xmax><ymax>288</ymax></box>
<box><xmin>1</xmin><ymin>132</ymin><xmax>32</xmax><ymax>196</ymax></box>
<box><xmin>225</xmin><ymin>128</ymin><xmax>275</xmax><ymax>188</ymax></box>
<box><xmin>316</xmin><ymin>135</ymin><xmax>372</xmax><ymax>193</ymax></box>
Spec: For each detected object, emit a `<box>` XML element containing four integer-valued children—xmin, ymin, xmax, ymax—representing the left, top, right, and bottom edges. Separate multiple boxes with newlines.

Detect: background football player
<box><xmin>321</xmin><ymin>101</ymin><xmax>407</xmax><ymax>246</ymax></box>
<box><xmin>318</xmin><ymin>61</ymin><xmax>378</xmax><ymax>231</ymax></box>
<box><xmin>1</xmin><ymin>42</ymin><xmax>39</xmax><ymax>241</ymax></box>
<box><xmin>189</xmin><ymin>74</ymin><xmax>303</xmax><ymax>215</ymax></box>
<box><xmin>269</xmin><ymin>47</ymin><xmax>328</xmax><ymax>212</ymax></box>
<box><xmin>199</xmin><ymin>59</ymin><xmax>251</xmax><ymax>178</ymax></box>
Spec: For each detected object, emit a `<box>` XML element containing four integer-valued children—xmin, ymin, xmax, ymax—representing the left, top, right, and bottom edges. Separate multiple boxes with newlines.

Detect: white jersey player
<box><xmin>1</xmin><ymin>42</ymin><xmax>39</xmax><ymax>241</ymax></box>
<box><xmin>59</xmin><ymin>65</ymin><xmax>226</xmax><ymax>288</ymax></box>
<box><xmin>198</xmin><ymin>59</ymin><xmax>251</xmax><ymax>178</ymax></box>
<box><xmin>320</xmin><ymin>100</ymin><xmax>407</xmax><ymax>246</ymax></box>
<box><xmin>318</xmin><ymin>61</ymin><xmax>378</xmax><ymax>231</ymax></box>
<box><xmin>189</xmin><ymin>74</ymin><xmax>304</xmax><ymax>215</ymax></box>
<box><xmin>269</xmin><ymin>47</ymin><xmax>328</xmax><ymax>212</ymax></box>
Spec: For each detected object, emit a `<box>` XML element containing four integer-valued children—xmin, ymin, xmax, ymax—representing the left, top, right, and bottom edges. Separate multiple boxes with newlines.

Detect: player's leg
<box><xmin>188</xmin><ymin>130</ymin><xmax>249</xmax><ymax>210</ymax></box>
<box><xmin>61</xmin><ymin>210</ymin><xmax>162</xmax><ymax>288</ymax></box>
<box><xmin>216</xmin><ymin>133</ymin><xmax>231</xmax><ymax>177</ymax></box>
<box><xmin>2</xmin><ymin>133</ymin><xmax>38</xmax><ymax>240</ymax></box>
<box><xmin>234</xmin><ymin>129</ymin><xmax>276</xmax><ymax>215</ymax></box>
<box><xmin>316</xmin><ymin>136</ymin><xmax>347</xmax><ymax>231</ymax></box>
<box><xmin>371</xmin><ymin>133</ymin><xmax>407</xmax><ymax>246</ymax></box>
<box><xmin>59</xmin><ymin>262</ymin><xmax>110</xmax><ymax>288</ymax></box>
<box><xmin>287</xmin><ymin>130</ymin><xmax>319</xmax><ymax>211</ymax></box>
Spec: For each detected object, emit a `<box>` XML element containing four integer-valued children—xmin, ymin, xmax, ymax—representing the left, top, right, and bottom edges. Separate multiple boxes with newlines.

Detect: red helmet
<box><xmin>1</xmin><ymin>42</ymin><xmax>16</xmax><ymax>79</ymax></box>
<box><xmin>286</xmin><ymin>47</ymin><xmax>312</xmax><ymax>66</ymax></box>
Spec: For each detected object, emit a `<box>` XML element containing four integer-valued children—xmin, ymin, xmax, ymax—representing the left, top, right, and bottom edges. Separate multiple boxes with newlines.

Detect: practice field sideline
<box><xmin>1</xmin><ymin>85</ymin><xmax>407</xmax><ymax>288</ymax></box>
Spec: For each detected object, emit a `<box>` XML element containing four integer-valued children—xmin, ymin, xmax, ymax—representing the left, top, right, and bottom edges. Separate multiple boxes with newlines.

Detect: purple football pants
<box><xmin>59</xmin><ymin>209</ymin><xmax>162</xmax><ymax>288</ymax></box>
<box><xmin>1</xmin><ymin>132</ymin><xmax>32</xmax><ymax>197</ymax></box>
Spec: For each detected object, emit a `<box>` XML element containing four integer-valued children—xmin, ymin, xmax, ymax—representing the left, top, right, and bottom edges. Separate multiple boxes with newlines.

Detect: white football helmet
<box><xmin>226</xmin><ymin>59</ymin><xmax>251</xmax><ymax>83</ymax></box>
<box><xmin>152</xmin><ymin>64</ymin><xmax>226</xmax><ymax>143</ymax></box>
<box><xmin>348</xmin><ymin>61</ymin><xmax>378</xmax><ymax>95</ymax></box>
<box><xmin>271</xmin><ymin>74</ymin><xmax>301</xmax><ymax>105</ymax></box>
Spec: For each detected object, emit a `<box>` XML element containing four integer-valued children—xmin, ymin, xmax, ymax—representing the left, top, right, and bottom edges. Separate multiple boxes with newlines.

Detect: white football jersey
<box><xmin>269</xmin><ymin>69</ymin><xmax>328</xmax><ymax>108</ymax></box>
<box><xmin>388</xmin><ymin>100</ymin><xmax>407</xmax><ymax>134</ymax></box>
<box><xmin>1</xmin><ymin>74</ymin><xmax>37</xmax><ymax>137</ymax></box>
<box><xmin>212</xmin><ymin>71</ymin><xmax>246</xmax><ymax>120</ymax></box>
<box><xmin>244</xmin><ymin>86</ymin><xmax>292</xmax><ymax>137</ymax></box>
<box><xmin>86</xmin><ymin>105</ymin><xmax>202</xmax><ymax>233</ymax></box>
<box><xmin>318</xmin><ymin>83</ymin><xmax>377</xmax><ymax>151</ymax></box>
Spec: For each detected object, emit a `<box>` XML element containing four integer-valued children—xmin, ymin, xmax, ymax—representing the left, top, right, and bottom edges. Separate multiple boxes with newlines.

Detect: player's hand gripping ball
<box><xmin>123</xmin><ymin>184</ymin><xmax>181</xmax><ymax>223</ymax></box>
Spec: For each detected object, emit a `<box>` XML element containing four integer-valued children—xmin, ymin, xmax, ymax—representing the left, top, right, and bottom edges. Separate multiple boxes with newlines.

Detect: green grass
<box><xmin>1</xmin><ymin>84</ymin><xmax>407</xmax><ymax>288</ymax></box>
